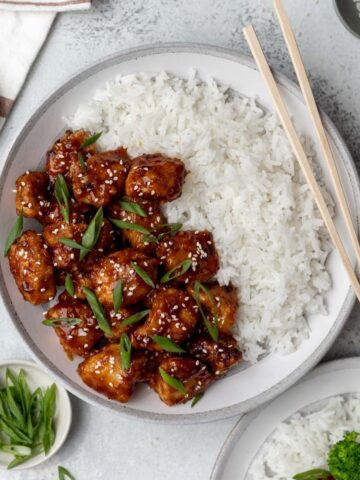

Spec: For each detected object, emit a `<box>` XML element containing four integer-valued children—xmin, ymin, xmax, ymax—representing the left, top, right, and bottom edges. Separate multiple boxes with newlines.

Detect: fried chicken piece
<box><xmin>78</xmin><ymin>343</ymin><xmax>150</xmax><ymax>403</ymax></box>
<box><xmin>148</xmin><ymin>357</ymin><xmax>213</xmax><ymax>406</ymax></box>
<box><xmin>90</xmin><ymin>249</ymin><xmax>158</xmax><ymax>308</ymax></box>
<box><xmin>156</xmin><ymin>230</ymin><xmax>219</xmax><ymax>284</ymax></box>
<box><xmin>131</xmin><ymin>287</ymin><xmax>198</xmax><ymax>351</ymax></box>
<box><xmin>15</xmin><ymin>171</ymin><xmax>49</xmax><ymax>221</ymax></box>
<box><xmin>40</xmin><ymin>195</ymin><xmax>93</xmax><ymax>225</ymax></box>
<box><xmin>45</xmin><ymin>291</ymin><xmax>103</xmax><ymax>360</ymax></box>
<box><xmin>43</xmin><ymin>221</ymin><xmax>87</xmax><ymax>271</ymax></box>
<box><xmin>45</xmin><ymin>129</ymin><xmax>97</xmax><ymax>182</ymax></box>
<box><xmin>187</xmin><ymin>283</ymin><xmax>238</xmax><ymax>334</ymax></box>
<box><xmin>187</xmin><ymin>334</ymin><xmax>242</xmax><ymax>376</ymax></box>
<box><xmin>105</xmin><ymin>306</ymin><xmax>139</xmax><ymax>340</ymax></box>
<box><xmin>107</xmin><ymin>198</ymin><xmax>165</xmax><ymax>253</ymax></box>
<box><xmin>71</xmin><ymin>148</ymin><xmax>129</xmax><ymax>207</ymax></box>
<box><xmin>125</xmin><ymin>154</ymin><xmax>187</xmax><ymax>202</ymax></box>
<box><xmin>8</xmin><ymin>230</ymin><xmax>56</xmax><ymax>305</ymax></box>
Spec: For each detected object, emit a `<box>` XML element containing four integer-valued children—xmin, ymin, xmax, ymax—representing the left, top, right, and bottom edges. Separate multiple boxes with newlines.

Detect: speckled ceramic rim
<box><xmin>210</xmin><ymin>357</ymin><xmax>360</xmax><ymax>479</ymax></box>
<box><xmin>333</xmin><ymin>0</ymin><xmax>360</xmax><ymax>39</ymax></box>
<box><xmin>0</xmin><ymin>43</ymin><xmax>359</xmax><ymax>424</ymax></box>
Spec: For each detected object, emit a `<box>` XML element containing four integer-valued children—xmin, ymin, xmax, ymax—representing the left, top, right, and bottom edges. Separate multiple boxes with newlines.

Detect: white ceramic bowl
<box><xmin>0</xmin><ymin>43</ymin><xmax>359</xmax><ymax>423</ymax></box>
<box><xmin>0</xmin><ymin>360</ymin><xmax>72</xmax><ymax>471</ymax></box>
<box><xmin>211</xmin><ymin>357</ymin><xmax>360</xmax><ymax>480</ymax></box>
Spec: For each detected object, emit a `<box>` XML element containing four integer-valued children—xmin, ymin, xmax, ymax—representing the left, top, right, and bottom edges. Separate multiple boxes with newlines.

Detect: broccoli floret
<box><xmin>328</xmin><ymin>431</ymin><xmax>360</xmax><ymax>480</ymax></box>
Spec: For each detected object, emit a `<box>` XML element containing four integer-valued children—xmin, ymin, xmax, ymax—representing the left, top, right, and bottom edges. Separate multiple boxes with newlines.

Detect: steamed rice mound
<box><xmin>68</xmin><ymin>70</ymin><xmax>332</xmax><ymax>362</ymax></box>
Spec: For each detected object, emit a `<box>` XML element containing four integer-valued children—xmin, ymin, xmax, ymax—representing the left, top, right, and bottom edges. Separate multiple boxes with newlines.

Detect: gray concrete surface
<box><xmin>0</xmin><ymin>0</ymin><xmax>359</xmax><ymax>478</ymax></box>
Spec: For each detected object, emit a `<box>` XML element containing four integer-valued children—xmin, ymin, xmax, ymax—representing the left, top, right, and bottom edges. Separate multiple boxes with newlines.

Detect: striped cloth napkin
<box><xmin>0</xmin><ymin>0</ymin><xmax>91</xmax><ymax>131</ymax></box>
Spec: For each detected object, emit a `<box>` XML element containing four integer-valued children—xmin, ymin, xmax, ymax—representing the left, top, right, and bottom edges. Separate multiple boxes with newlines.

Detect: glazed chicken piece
<box><xmin>156</xmin><ymin>230</ymin><xmax>219</xmax><ymax>284</ymax></box>
<box><xmin>105</xmin><ymin>306</ymin><xmax>139</xmax><ymax>340</ymax></box>
<box><xmin>15</xmin><ymin>171</ymin><xmax>49</xmax><ymax>221</ymax></box>
<box><xmin>148</xmin><ymin>357</ymin><xmax>213</xmax><ymax>406</ymax></box>
<box><xmin>43</xmin><ymin>221</ymin><xmax>87</xmax><ymax>271</ymax></box>
<box><xmin>45</xmin><ymin>291</ymin><xmax>103</xmax><ymax>360</ymax></box>
<box><xmin>107</xmin><ymin>198</ymin><xmax>165</xmax><ymax>253</ymax></box>
<box><xmin>187</xmin><ymin>283</ymin><xmax>238</xmax><ymax>335</ymax></box>
<box><xmin>125</xmin><ymin>154</ymin><xmax>187</xmax><ymax>202</ymax></box>
<box><xmin>78</xmin><ymin>343</ymin><xmax>150</xmax><ymax>403</ymax></box>
<box><xmin>8</xmin><ymin>230</ymin><xmax>56</xmax><ymax>305</ymax></box>
<box><xmin>71</xmin><ymin>148</ymin><xmax>129</xmax><ymax>207</ymax></box>
<box><xmin>90</xmin><ymin>249</ymin><xmax>158</xmax><ymax>308</ymax></box>
<box><xmin>45</xmin><ymin>129</ymin><xmax>97</xmax><ymax>182</ymax></box>
<box><xmin>131</xmin><ymin>287</ymin><xmax>199</xmax><ymax>351</ymax></box>
<box><xmin>40</xmin><ymin>195</ymin><xmax>93</xmax><ymax>226</ymax></box>
<box><xmin>187</xmin><ymin>334</ymin><xmax>242</xmax><ymax>376</ymax></box>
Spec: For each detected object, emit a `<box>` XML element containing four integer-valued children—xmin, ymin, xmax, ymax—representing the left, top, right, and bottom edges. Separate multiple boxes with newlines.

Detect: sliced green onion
<box><xmin>150</xmin><ymin>335</ymin><xmax>185</xmax><ymax>353</ymax></box>
<box><xmin>131</xmin><ymin>261</ymin><xmax>155</xmax><ymax>288</ymax></box>
<box><xmin>57</xmin><ymin>237</ymin><xmax>90</xmax><ymax>253</ymax></box>
<box><xmin>159</xmin><ymin>367</ymin><xmax>186</xmax><ymax>394</ymax></box>
<box><xmin>193</xmin><ymin>281</ymin><xmax>219</xmax><ymax>342</ymax></box>
<box><xmin>42</xmin><ymin>318</ymin><xmax>81</xmax><ymax>328</ymax></box>
<box><xmin>109</xmin><ymin>218</ymin><xmax>150</xmax><ymax>234</ymax></box>
<box><xmin>58</xmin><ymin>466</ymin><xmax>76</xmax><ymax>480</ymax></box>
<box><xmin>78</xmin><ymin>152</ymin><xmax>87</xmax><ymax>173</ymax></box>
<box><xmin>79</xmin><ymin>131</ymin><xmax>102</xmax><ymax>149</ymax></box>
<box><xmin>64</xmin><ymin>273</ymin><xmax>75</xmax><ymax>297</ymax></box>
<box><xmin>143</xmin><ymin>222</ymin><xmax>183</xmax><ymax>243</ymax></box>
<box><xmin>160</xmin><ymin>259</ymin><xmax>192</xmax><ymax>283</ymax></box>
<box><xmin>119</xmin><ymin>309</ymin><xmax>150</xmax><ymax>328</ymax></box>
<box><xmin>54</xmin><ymin>174</ymin><xmax>70</xmax><ymax>223</ymax></box>
<box><xmin>113</xmin><ymin>281</ymin><xmax>123</xmax><ymax>314</ymax></box>
<box><xmin>4</xmin><ymin>211</ymin><xmax>23</xmax><ymax>256</ymax></box>
<box><xmin>119</xmin><ymin>199</ymin><xmax>147</xmax><ymax>217</ymax></box>
<box><xmin>120</xmin><ymin>333</ymin><xmax>132</xmax><ymax>371</ymax></box>
<box><xmin>80</xmin><ymin>207</ymin><xmax>103</xmax><ymax>261</ymax></box>
<box><xmin>82</xmin><ymin>287</ymin><xmax>112</xmax><ymax>336</ymax></box>
<box><xmin>292</xmin><ymin>469</ymin><xmax>332</xmax><ymax>480</ymax></box>
<box><xmin>191</xmin><ymin>393</ymin><xmax>204</xmax><ymax>408</ymax></box>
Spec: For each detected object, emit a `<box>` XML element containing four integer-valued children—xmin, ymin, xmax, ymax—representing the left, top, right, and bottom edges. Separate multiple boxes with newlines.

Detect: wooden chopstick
<box><xmin>273</xmin><ymin>0</ymin><xmax>360</xmax><ymax>269</ymax></box>
<box><xmin>243</xmin><ymin>24</ymin><xmax>360</xmax><ymax>302</ymax></box>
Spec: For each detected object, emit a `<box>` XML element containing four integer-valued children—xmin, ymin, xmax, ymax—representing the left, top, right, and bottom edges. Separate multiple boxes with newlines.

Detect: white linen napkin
<box><xmin>0</xmin><ymin>0</ymin><xmax>90</xmax><ymax>131</ymax></box>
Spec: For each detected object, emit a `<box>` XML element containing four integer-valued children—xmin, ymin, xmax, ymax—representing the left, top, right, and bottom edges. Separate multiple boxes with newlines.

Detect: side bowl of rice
<box><xmin>211</xmin><ymin>357</ymin><xmax>360</xmax><ymax>479</ymax></box>
<box><xmin>0</xmin><ymin>43</ymin><xmax>359</xmax><ymax>423</ymax></box>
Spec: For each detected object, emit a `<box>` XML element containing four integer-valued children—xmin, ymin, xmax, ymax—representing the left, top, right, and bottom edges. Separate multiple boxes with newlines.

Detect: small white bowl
<box><xmin>0</xmin><ymin>359</ymin><xmax>72</xmax><ymax>471</ymax></box>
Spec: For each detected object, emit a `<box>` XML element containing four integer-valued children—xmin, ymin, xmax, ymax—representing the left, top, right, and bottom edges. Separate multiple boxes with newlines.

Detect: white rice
<box><xmin>67</xmin><ymin>70</ymin><xmax>333</xmax><ymax>362</ymax></box>
<box><xmin>248</xmin><ymin>395</ymin><xmax>360</xmax><ymax>479</ymax></box>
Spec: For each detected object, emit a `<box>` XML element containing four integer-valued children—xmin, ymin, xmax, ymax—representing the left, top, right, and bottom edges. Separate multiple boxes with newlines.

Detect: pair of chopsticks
<box><xmin>243</xmin><ymin>0</ymin><xmax>360</xmax><ymax>302</ymax></box>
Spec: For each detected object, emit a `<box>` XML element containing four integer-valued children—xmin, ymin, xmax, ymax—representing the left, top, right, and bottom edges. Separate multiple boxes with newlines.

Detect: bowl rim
<box><xmin>0</xmin><ymin>42</ymin><xmax>358</xmax><ymax>424</ymax></box>
<box><xmin>333</xmin><ymin>0</ymin><xmax>360</xmax><ymax>39</ymax></box>
<box><xmin>0</xmin><ymin>359</ymin><xmax>72</xmax><ymax>470</ymax></box>
<box><xmin>210</xmin><ymin>356</ymin><xmax>360</xmax><ymax>479</ymax></box>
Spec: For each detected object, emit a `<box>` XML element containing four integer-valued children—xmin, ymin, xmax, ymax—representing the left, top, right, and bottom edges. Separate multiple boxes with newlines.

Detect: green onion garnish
<box><xmin>292</xmin><ymin>469</ymin><xmax>332</xmax><ymax>480</ymax></box>
<box><xmin>54</xmin><ymin>174</ymin><xmax>70</xmax><ymax>223</ymax></box>
<box><xmin>79</xmin><ymin>207</ymin><xmax>103</xmax><ymax>261</ymax></box>
<box><xmin>191</xmin><ymin>393</ymin><xmax>204</xmax><ymax>408</ymax></box>
<box><xmin>150</xmin><ymin>335</ymin><xmax>185</xmax><ymax>353</ymax></box>
<box><xmin>119</xmin><ymin>199</ymin><xmax>147</xmax><ymax>218</ymax></box>
<box><xmin>159</xmin><ymin>367</ymin><xmax>186</xmax><ymax>394</ymax></box>
<box><xmin>119</xmin><ymin>309</ymin><xmax>150</xmax><ymax>328</ymax></box>
<box><xmin>4</xmin><ymin>211</ymin><xmax>23</xmax><ymax>256</ymax></box>
<box><xmin>64</xmin><ymin>273</ymin><xmax>75</xmax><ymax>297</ymax></box>
<box><xmin>79</xmin><ymin>131</ymin><xmax>102</xmax><ymax>149</ymax></box>
<box><xmin>131</xmin><ymin>261</ymin><xmax>155</xmax><ymax>288</ymax></box>
<box><xmin>42</xmin><ymin>318</ymin><xmax>81</xmax><ymax>328</ymax></box>
<box><xmin>58</xmin><ymin>466</ymin><xmax>76</xmax><ymax>480</ymax></box>
<box><xmin>57</xmin><ymin>238</ymin><xmax>90</xmax><ymax>252</ymax></box>
<box><xmin>109</xmin><ymin>218</ymin><xmax>150</xmax><ymax>234</ymax></box>
<box><xmin>120</xmin><ymin>333</ymin><xmax>132</xmax><ymax>371</ymax></box>
<box><xmin>113</xmin><ymin>281</ymin><xmax>123</xmax><ymax>314</ymax></box>
<box><xmin>0</xmin><ymin>369</ymin><xmax>57</xmax><ymax>469</ymax></box>
<box><xmin>160</xmin><ymin>259</ymin><xmax>192</xmax><ymax>283</ymax></box>
<box><xmin>193</xmin><ymin>281</ymin><xmax>219</xmax><ymax>342</ymax></box>
<box><xmin>78</xmin><ymin>152</ymin><xmax>86</xmax><ymax>173</ymax></box>
<box><xmin>82</xmin><ymin>287</ymin><xmax>112</xmax><ymax>336</ymax></box>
